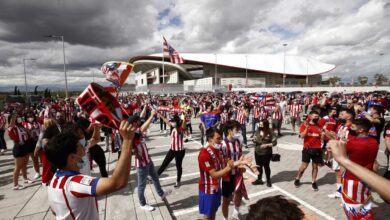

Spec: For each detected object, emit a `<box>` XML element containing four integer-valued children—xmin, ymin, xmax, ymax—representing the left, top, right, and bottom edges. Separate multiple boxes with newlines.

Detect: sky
<box><xmin>0</xmin><ymin>0</ymin><xmax>389</xmax><ymax>91</ymax></box>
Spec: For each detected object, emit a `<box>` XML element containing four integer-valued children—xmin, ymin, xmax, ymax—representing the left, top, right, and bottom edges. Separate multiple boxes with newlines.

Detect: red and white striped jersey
<box><xmin>253</xmin><ymin>106</ymin><xmax>261</xmax><ymax>119</ymax></box>
<box><xmin>185</xmin><ymin>110</ymin><xmax>192</xmax><ymax>124</ymax></box>
<box><xmin>8</xmin><ymin>125</ymin><xmax>30</xmax><ymax>144</ymax></box>
<box><xmin>304</xmin><ymin>97</ymin><xmax>311</xmax><ymax>105</ymax></box>
<box><xmin>341</xmin><ymin>136</ymin><xmax>378</xmax><ymax>206</ymax></box>
<box><xmin>22</xmin><ymin>121</ymin><xmax>42</xmax><ymax>140</ymax></box>
<box><xmin>222</xmin><ymin>138</ymin><xmax>242</xmax><ymax>175</ymax></box>
<box><xmin>220</xmin><ymin>112</ymin><xmax>229</xmax><ymax>124</ymax></box>
<box><xmin>198</xmin><ymin>144</ymin><xmax>225</xmax><ymax>194</ymax></box>
<box><xmin>171</xmin><ymin>128</ymin><xmax>184</xmax><ymax>151</ymax></box>
<box><xmin>289</xmin><ymin>104</ymin><xmax>303</xmax><ymax>117</ymax></box>
<box><xmin>0</xmin><ymin>113</ymin><xmax>6</xmax><ymax>130</ymax></box>
<box><xmin>48</xmin><ymin>170</ymin><xmax>99</xmax><ymax>220</ymax></box>
<box><xmin>336</xmin><ymin>123</ymin><xmax>352</xmax><ymax>142</ymax></box>
<box><xmin>62</xmin><ymin>105</ymin><xmax>75</xmax><ymax>123</ymax></box>
<box><xmin>133</xmin><ymin>137</ymin><xmax>151</xmax><ymax>168</ymax></box>
<box><xmin>236</xmin><ymin>107</ymin><xmax>247</xmax><ymax>125</ymax></box>
<box><xmin>341</xmin><ymin>179</ymin><xmax>371</xmax><ymax>205</ymax></box>
<box><xmin>271</xmin><ymin>107</ymin><xmax>283</xmax><ymax>120</ymax></box>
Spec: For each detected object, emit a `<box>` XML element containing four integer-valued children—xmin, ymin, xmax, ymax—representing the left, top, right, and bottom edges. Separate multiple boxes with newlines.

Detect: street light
<box><xmin>245</xmin><ymin>55</ymin><xmax>248</xmax><ymax>86</ymax></box>
<box><xmin>306</xmin><ymin>58</ymin><xmax>309</xmax><ymax>86</ymax></box>
<box><xmin>23</xmin><ymin>58</ymin><xmax>36</xmax><ymax>103</ymax></box>
<box><xmin>214</xmin><ymin>53</ymin><xmax>218</xmax><ymax>90</ymax></box>
<box><xmin>45</xmin><ymin>35</ymin><xmax>68</xmax><ymax>98</ymax></box>
<box><xmin>283</xmin><ymin>43</ymin><xmax>287</xmax><ymax>87</ymax></box>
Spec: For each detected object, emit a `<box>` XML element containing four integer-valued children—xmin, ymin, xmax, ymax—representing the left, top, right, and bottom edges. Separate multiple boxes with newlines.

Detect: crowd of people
<box><xmin>1</xmin><ymin>90</ymin><xmax>390</xmax><ymax>220</ymax></box>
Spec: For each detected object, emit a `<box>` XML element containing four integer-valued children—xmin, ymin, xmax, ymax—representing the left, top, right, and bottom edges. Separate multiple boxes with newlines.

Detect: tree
<box><xmin>374</xmin><ymin>74</ymin><xmax>388</xmax><ymax>86</ymax></box>
<box><xmin>34</xmin><ymin>86</ymin><xmax>38</xmax><ymax>95</ymax></box>
<box><xmin>357</xmin><ymin>76</ymin><xmax>368</xmax><ymax>86</ymax></box>
<box><xmin>328</xmin><ymin>76</ymin><xmax>341</xmax><ymax>87</ymax></box>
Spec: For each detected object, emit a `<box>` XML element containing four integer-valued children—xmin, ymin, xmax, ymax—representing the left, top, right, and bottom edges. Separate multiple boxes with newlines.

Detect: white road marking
<box><xmin>153</xmin><ymin>152</ymin><xmax>199</xmax><ymax>161</ymax></box>
<box><xmin>272</xmin><ymin>184</ymin><xmax>336</xmax><ymax>220</ymax></box>
<box><xmin>277</xmin><ymin>142</ymin><xmax>303</xmax><ymax>151</ymax></box>
<box><xmin>173</xmin><ymin>188</ymin><xmax>277</xmax><ymax>217</ymax></box>
<box><xmin>159</xmin><ymin>172</ymin><xmax>200</xmax><ymax>181</ymax></box>
<box><xmin>247</xmin><ymin>188</ymin><xmax>278</xmax><ymax>199</ymax></box>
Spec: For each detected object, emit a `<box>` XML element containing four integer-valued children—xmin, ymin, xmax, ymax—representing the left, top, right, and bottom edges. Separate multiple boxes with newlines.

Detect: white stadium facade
<box><xmin>129</xmin><ymin>53</ymin><xmax>336</xmax><ymax>93</ymax></box>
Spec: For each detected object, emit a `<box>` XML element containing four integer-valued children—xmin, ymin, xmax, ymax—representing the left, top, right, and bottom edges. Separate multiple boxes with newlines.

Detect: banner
<box><xmin>76</xmin><ymin>83</ymin><xmax>128</xmax><ymax>129</ymax></box>
<box><xmin>101</xmin><ymin>61</ymin><xmax>134</xmax><ymax>87</ymax></box>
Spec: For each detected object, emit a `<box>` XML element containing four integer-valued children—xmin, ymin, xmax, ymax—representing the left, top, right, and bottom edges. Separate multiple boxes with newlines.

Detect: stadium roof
<box><xmin>129</xmin><ymin>53</ymin><xmax>336</xmax><ymax>78</ymax></box>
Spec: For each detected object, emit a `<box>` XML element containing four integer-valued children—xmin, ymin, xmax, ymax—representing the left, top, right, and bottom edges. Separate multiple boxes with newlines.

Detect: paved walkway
<box><xmin>1</xmin><ymin>119</ymin><xmax>389</xmax><ymax>220</ymax></box>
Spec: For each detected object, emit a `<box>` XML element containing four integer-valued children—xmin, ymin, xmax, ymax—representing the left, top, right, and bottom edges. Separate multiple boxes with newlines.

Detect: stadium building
<box><xmin>129</xmin><ymin>53</ymin><xmax>335</xmax><ymax>93</ymax></box>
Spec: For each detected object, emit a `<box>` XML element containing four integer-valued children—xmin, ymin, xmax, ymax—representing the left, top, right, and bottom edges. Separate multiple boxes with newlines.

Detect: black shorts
<box><xmin>302</xmin><ymin>148</ymin><xmax>323</xmax><ymax>164</ymax></box>
<box><xmin>291</xmin><ymin>117</ymin><xmax>300</xmax><ymax>125</ymax></box>
<box><xmin>12</xmin><ymin>143</ymin><xmax>29</xmax><ymax>158</ymax></box>
<box><xmin>25</xmin><ymin>139</ymin><xmax>37</xmax><ymax>153</ymax></box>
<box><xmin>222</xmin><ymin>175</ymin><xmax>236</xmax><ymax>198</ymax></box>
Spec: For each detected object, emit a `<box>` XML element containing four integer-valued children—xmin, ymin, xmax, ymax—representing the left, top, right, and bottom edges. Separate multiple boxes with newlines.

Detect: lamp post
<box><xmin>245</xmin><ymin>54</ymin><xmax>248</xmax><ymax>86</ymax></box>
<box><xmin>214</xmin><ymin>53</ymin><xmax>218</xmax><ymax>90</ymax></box>
<box><xmin>306</xmin><ymin>58</ymin><xmax>309</xmax><ymax>86</ymax></box>
<box><xmin>23</xmin><ymin>58</ymin><xmax>36</xmax><ymax>103</ymax></box>
<box><xmin>45</xmin><ymin>35</ymin><xmax>68</xmax><ymax>98</ymax></box>
<box><xmin>283</xmin><ymin>43</ymin><xmax>287</xmax><ymax>87</ymax></box>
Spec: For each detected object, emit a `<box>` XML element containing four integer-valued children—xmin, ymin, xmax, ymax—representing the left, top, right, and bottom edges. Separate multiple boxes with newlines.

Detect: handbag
<box><xmin>271</xmin><ymin>146</ymin><xmax>281</xmax><ymax>162</ymax></box>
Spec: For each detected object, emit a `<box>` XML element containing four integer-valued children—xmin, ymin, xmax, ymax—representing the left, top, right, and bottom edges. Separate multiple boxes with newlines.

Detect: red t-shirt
<box><xmin>300</xmin><ymin>123</ymin><xmax>322</xmax><ymax>149</ymax></box>
<box><xmin>344</xmin><ymin>136</ymin><xmax>378</xmax><ymax>180</ymax></box>
<box><xmin>318</xmin><ymin>115</ymin><xmax>337</xmax><ymax>141</ymax></box>
<box><xmin>198</xmin><ymin>144</ymin><xmax>224</xmax><ymax>194</ymax></box>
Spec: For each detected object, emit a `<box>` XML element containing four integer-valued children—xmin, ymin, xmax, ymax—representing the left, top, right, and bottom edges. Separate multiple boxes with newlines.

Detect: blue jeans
<box><xmin>240</xmin><ymin>124</ymin><xmax>247</xmax><ymax>145</ymax></box>
<box><xmin>137</xmin><ymin>161</ymin><xmax>164</xmax><ymax>206</ymax></box>
<box><xmin>252</xmin><ymin>118</ymin><xmax>259</xmax><ymax>135</ymax></box>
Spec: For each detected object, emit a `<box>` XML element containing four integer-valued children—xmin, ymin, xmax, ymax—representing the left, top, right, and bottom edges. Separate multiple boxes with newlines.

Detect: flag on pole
<box><xmin>163</xmin><ymin>37</ymin><xmax>184</xmax><ymax>64</ymax></box>
<box><xmin>100</xmin><ymin>61</ymin><xmax>134</xmax><ymax>87</ymax></box>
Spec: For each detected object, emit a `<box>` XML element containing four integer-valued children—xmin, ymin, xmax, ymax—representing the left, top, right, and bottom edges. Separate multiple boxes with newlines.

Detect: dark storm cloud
<box><xmin>0</xmin><ymin>0</ymin><xmax>156</xmax><ymax>47</ymax></box>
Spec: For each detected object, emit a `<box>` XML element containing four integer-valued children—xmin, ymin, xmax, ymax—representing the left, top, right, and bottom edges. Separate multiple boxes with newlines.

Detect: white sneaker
<box><xmin>24</xmin><ymin>179</ymin><xmax>33</xmax><ymax>184</ymax></box>
<box><xmin>160</xmin><ymin>130</ymin><xmax>163</xmax><ymax>134</ymax></box>
<box><xmin>232</xmin><ymin>210</ymin><xmax>240</xmax><ymax>220</ymax></box>
<box><xmin>327</xmin><ymin>192</ymin><xmax>341</xmax><ymax>198</ymax></box>
<box><xmin>13</xmin><ymin>185</ymin><xmax>25</xmax><ymax>190</ymax></box>
<box><xmin>188</xmin><ymin>135</ymin><xmax>192</xmax><ymax>139</ymax></box>
<box><xmin>160</xmin><ymin>189</ymin><xmax>172</xmax><ymax>199</ymax></box>
<box><xmin>164</xmin><ymin>130</ymin><xmax>168</xmax><ymax>134</ymax></box>
<box><xmin>140</xmin><ymin>204</ymin><xmax>155</xmax><ymax>211</ymax></box>
<box><xmin>33</xmin><ymin>173</ymin><xmax>41</xmax><ymax>180</ymax></box>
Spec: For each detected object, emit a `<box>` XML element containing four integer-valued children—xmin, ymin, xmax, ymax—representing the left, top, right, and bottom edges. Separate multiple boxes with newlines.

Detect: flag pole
<box><xmin>162</xmin><ymin>39</ymin><xmax>165</xmax><ymax>94</ymax></box>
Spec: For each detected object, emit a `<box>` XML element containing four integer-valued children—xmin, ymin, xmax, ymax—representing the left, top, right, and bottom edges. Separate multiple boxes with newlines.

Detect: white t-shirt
<box><xmin>48</xmin><ymin>170</ymin><xmax>100</xmax><ymax>220</ymax></box>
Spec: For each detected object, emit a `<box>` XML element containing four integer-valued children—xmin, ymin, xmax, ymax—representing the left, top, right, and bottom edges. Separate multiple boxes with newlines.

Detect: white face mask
<box><xmin>27</xmin><ymin>117</ymin><xmax>34</xmax><ymax>123</ymax></box>
<box><xmin>79</xmin><ymin>138</ymin><xmax>86</xmax><ymax>147</ymax></box>
<box><xmin>75</xmin><ymin>155</ymin><xmax>86</xmax><ymax>170</ymax></box>
<box><xmin>17</xmin><ymin>117</ymin><xmax>23</xmax><ymax>124</ymax></box>
<box><xmin>213</xmin><ymin>143</ymin><xmax>222</xmax><ymax>149</ymax></box>
<box><xmin>233</xmin><ymin>133</ymin><xmax>241</xmax><ymax>140</ymax></box>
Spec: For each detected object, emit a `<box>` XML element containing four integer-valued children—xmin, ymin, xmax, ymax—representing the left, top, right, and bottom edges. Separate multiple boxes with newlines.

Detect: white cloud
<box><xmin>0</xmin><ymin>0</ymin><xmax>389</xmax><ymax>91</ymax></box>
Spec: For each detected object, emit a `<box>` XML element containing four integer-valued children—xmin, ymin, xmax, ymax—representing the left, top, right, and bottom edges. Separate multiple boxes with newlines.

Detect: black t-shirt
<box><xmin>374</xmin><ymin>117</ymin><xmax>386</xmax><ymax>143</ymax></box>
<box><xmin>43</xmin><ymin>123</ymin><xmax>75</xmax><ymax>140</ymax></box>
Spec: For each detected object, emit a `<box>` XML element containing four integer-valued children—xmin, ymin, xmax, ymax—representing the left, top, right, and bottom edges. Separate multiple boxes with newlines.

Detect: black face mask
<box><xmin>312</xmin><ymin>118</ymin><xmax>319</xmax><ymax>124</ymax></box>
<box><xmin>134</xmin><ymin>132</ymin><xmax>141</xmax><ymax>140</ymax></box>
<box><xmin>57</xmin><ymin>117</ymin><xmax>65</xmax><ymax>124</ymax></box>
<box><xmin>339</xmin><ymin>119</ymin><xmax>346</xmax><ymax>124</ymax></box>
<box><xmin>349</xmin><ymin>128</ymin><xmax>358</xmax><ymax>136</ymax></box>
